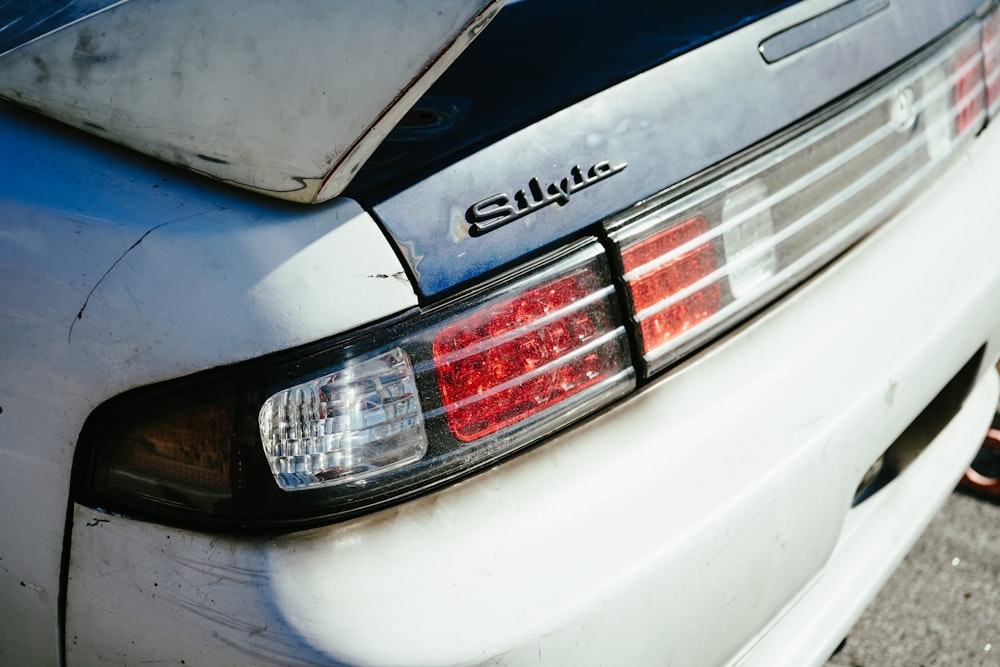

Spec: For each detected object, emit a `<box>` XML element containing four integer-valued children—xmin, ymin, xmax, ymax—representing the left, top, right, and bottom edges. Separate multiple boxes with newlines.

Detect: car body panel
<box><xmin>0</xmin><ymin>105</ymin><xmax>416</xmax><ymax>666</ymax></box>
<box><xmin>349</xmin><ymin>0</ymin><xmax>801</xmax><ymax>194</ymax></box>
<box><xmin>64</xmin><ymin>119</ymin><xmax>1000</xmax><ymax>664</ymax></box>
<box><xmin>733</xmin><ymin>372</ymin><xmax>998</xmax><ymax>665</ymax></box>
<box><xmin>369</xmin><ymin>0</ymin><xmax>982</xmax><ymax>297</ymax></box>
<box><xmin>2</xmin><ymin>0</ymin><xmax>1000</xmax><ymax>664</ymax></box>
<box><xmin>0</xmin><ymin>0</ymin><xmax>503</xmax><ymax>203</ymax></box>
<box><xmin>0</xmin><ymin>0</ymin><xmax>123</xmax><ymax>55</ymax></box>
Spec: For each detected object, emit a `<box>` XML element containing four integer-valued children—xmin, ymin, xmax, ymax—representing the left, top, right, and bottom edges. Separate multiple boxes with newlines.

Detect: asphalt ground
<box><xmin>825</xmin><ymin>488</ymin><xmax>1000</xmax><ymax>667</ymax></box>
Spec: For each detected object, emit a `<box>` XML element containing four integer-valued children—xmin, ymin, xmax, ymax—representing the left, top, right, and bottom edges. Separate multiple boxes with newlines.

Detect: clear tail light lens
<box><xmin>720</xmin><ymin>182</ymin><xmax>778</xmax><ymax>298</ymax></box>
<box><xmin>259</xmin><ymin>348</ymin><xmax>426</xmax><ymax>491</ymax></box>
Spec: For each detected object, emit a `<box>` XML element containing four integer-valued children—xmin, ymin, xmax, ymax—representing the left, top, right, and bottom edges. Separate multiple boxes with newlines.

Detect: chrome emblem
<box><xmin>466</xmin><ymin>160</ymin><xmax>627</xmax><ymax>235</ymax></box>
<box><xmin>890</xmin><ymin>87</ymin><xmax>917</xmax><ymax>133</ymax></box>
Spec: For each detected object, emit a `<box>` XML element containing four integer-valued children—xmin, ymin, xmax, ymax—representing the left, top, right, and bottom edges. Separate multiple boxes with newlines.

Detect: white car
<box><xmin>3</xmin><ymin>0</ymin><xmax>1000</xmax><ymax>665</ymax></box>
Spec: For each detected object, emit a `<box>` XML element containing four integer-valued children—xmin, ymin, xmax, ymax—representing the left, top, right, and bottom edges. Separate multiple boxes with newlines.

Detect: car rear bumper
<box><xmin>65</xmin><ymin>118</ymin><xmax>1000</xmax><ymax>667</ymax></box>
<box><xmin>731</xmin><ymin>367</ymin><xmax>998</xmax><ymax>666</ymax></box>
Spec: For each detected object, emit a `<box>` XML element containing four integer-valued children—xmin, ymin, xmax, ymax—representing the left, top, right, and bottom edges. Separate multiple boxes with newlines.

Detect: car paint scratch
<box><xmin>67</xmin><ymin>208</ymin><xmax>223</xmax><ymax>343</ymax></box>
<box><xmin>366</xmin><ymin>271</ymin><xmax>409</xmax><ymax>283</ymax></box>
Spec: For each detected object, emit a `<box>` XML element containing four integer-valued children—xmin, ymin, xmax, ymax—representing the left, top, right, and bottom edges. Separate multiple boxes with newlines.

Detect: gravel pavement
<box><xmin>826</xmin><ymin>490</ymin><xmax>1000</xmax><ymax>667</ymax></box>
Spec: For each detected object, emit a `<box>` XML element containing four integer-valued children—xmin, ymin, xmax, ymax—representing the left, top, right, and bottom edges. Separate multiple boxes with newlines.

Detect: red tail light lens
<box><xmin>954</xmin><ymin>41</ymin><xmax>985</xmax><ymax>135</ymax></box>
<box><xmin>620</xmin><ymin>216</ymin><xmax>720</xmax><ymax>354</ymax></box>
<box><xmin>434</xmin><ymin>265</ymin><xmax>622</xmax><ymax>441</ymax></box>
<box><xmin>982</xmin><ymin>6</ymin><xmax>1000</xmax><ymax>117</ymax></box>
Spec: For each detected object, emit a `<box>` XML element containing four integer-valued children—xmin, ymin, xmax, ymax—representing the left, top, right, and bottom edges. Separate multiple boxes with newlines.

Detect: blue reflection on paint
<box><xmin>0</xmin><ymin>0</ymin><xmax>124</xmax><ymax>55</ymax></box>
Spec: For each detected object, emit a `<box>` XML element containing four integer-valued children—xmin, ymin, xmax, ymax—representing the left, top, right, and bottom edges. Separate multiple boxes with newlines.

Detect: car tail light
<box><xmin>79</xmin><ymin>241</ymin><xmax>633</xmax><ymax>526</ymax></box>
<box><xmin>609</xmin><ymin>16</ymin><xmax>987</xmax><ymax>375</ymax></box>
<box><xmin>76</xmin><ymin>9</ymin><xmax>1000</xmax><ymax>530</ymax></box>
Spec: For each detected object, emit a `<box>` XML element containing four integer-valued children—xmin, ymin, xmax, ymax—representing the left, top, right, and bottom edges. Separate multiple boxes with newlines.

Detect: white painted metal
<box><xmin>732</xmin><ymin>373</ymin><xmax>998</xmax><ymax>666</ymax></box>
<box><xmin>0</xmin><ymin>0</ymin><xmax>503</xmax><ymax>203</ymax></box>
<box><xmin>0</xmin><ymin>126</ymin><xmax>417</xmax><ymax>664</ymax></box>
<box><xmin>62</xmin><ymin>118</ymin><xmax>1000</xmax><ymax>665</ymax></box>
